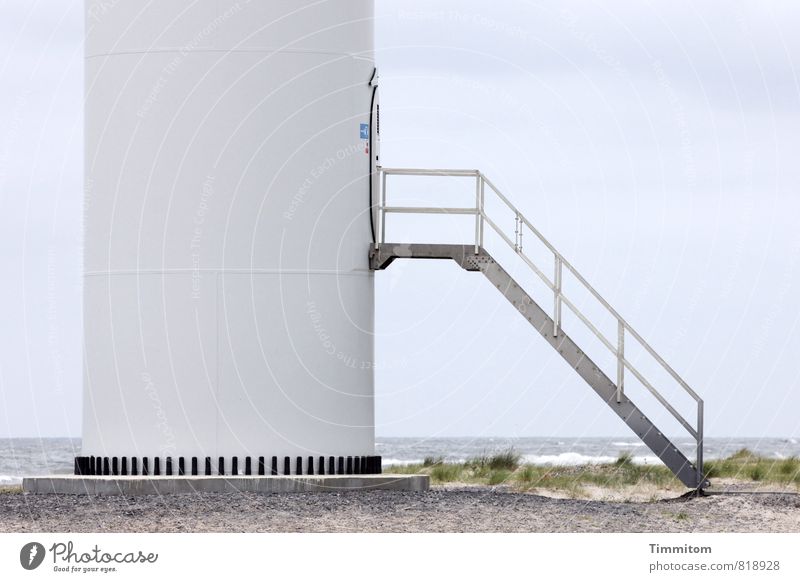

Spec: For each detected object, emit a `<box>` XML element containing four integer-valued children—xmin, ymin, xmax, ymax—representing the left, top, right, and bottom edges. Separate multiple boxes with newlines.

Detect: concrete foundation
<box><xmin>22</xmin><ymin>475</ymin><xmax>428</xmax><ymax>495</ymax></box>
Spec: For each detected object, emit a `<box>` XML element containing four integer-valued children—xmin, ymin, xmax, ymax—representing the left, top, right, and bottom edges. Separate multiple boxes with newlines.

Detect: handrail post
<box><xmin>379</xmin><ymin>169</ymin><xmax>387</xmax><ymax>246</ymax></box>
<box><xmin>616</xmin><ymin>321</ymin><xmax>624</xmax><ymax>402</ymax></box>
<box><xmin>697</xmin><ymin>400</ymin><xmax>704</xmax><ymax>487</ymax></box>
<box><xmin>373</xmin><ymin>168</ymin><xmax>381</xmax><ymax>249</ymax></box>
<box><xmin>553</xmin><ymin>256</ymin><xmax>562</xmax><ymax>336</ymax></box>
<box><xmin>474</xmin><ymin>174</ymin><xmax>481</xmax><ymax>254</ymax></box>
<box><xmin>479</xmin><ymin>176</ymin><xmax>485</xmax><ymax>248</ymax></box>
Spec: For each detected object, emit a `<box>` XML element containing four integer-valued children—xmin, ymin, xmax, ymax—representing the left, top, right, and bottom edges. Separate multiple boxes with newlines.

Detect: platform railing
<box><xmin>375</xmin><ymin>166</ymin><xmax>704</xmax><ymax>481</ymax></box>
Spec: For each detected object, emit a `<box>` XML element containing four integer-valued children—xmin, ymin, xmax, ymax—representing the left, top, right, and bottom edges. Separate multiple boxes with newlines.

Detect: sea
<box><xmin>1</xmin><ymin>437</ymin><xmax>798</xmax><ymax>486</ymax></box>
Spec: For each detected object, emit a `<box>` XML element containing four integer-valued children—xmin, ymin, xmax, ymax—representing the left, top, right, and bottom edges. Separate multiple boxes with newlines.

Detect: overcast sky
<box><xmin>1</xmin><ymin>1</ymin><xmax>799</xmax><ymax>439</ymax></box>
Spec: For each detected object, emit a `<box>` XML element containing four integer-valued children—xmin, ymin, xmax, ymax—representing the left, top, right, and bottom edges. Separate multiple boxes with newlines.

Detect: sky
<box><xmin>1</xmin><ymin>0</ymin><xmax>799</xmax><ymax>440</ymax></box>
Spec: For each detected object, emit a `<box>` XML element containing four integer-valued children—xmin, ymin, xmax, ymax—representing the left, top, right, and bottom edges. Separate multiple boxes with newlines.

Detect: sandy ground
<box><xmin>1</xmin><ymin>483</ymin><xmax>799</xmax><ymax>533</ymax></box>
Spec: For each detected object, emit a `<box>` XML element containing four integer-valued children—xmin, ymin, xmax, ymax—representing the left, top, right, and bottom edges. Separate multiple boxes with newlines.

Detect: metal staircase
<box><xmin>370</xmin><ymin>168</ymin><xmax>709</xmax><ymax>490</ymax></box>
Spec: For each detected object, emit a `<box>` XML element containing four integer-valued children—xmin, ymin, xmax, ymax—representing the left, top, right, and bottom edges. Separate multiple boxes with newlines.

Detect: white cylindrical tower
<box><xmin>79</xmin><ymin>0</ymin><xmax>379</xmax><ymax>476</ymax></box>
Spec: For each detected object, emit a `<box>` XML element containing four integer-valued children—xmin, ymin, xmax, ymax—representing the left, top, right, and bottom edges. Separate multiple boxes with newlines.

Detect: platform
<box><xmin>22</xmin><ymin>474</ymin><xmax>429</xmax><ymax>495</ymax></box>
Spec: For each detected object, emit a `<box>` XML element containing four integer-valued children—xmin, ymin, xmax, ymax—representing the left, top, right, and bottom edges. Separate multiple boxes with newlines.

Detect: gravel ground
<box><xmin>1</xmin><ymin>487</ymin><xmax>799</xmax><ymax>533</ymax></box>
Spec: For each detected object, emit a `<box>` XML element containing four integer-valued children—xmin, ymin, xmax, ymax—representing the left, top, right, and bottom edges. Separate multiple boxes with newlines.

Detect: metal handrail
<box><xmin>376</xmin><ymin>166</ymin><xmax>704</xmax><ymax>478</ymax></box>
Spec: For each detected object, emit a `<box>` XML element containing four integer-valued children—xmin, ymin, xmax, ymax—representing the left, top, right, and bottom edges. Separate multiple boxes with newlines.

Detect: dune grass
<box><xmin>704</xmin><ymin>449</ymin><xmax>800</xmax><ymax>485</ymax></box>
<box><xmin>386</xmin><ymin>448</ymin><xmax>800</xmax><ymax>493</ymax></box>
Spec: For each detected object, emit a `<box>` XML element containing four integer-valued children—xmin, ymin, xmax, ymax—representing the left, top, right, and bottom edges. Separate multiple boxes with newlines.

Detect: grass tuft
<box><xmin>750</xmin><ymin>464</ymin><xmax>765</xmax><ymax>481</ymax></box>
<box><xmin>430</xmin><ymin>464</ymin><xmax>462</xmax><ymax>483</ymax></box>
<box><xmin>615</xmin><ymin>452</ymin><xmax>635</xmax><ymax>467</ymax></box>
<box><xmin>779</xmin><ymin>457</ymin><xmax>799</xmax><ymax>476</ymax></box>
<box><xmin>467</xmin><ymin>449</ymin><xmax>522</xmax><ymax>472</ymax></box>
<box><xmin>423</xmin><ymin>456</ymin><xmax>444</xmax><ymax>467</ymax></box>
<box><xmin>704</xmin><ymin>461</ymin><xmax>720</xmax><ymax>479</ymax></box>
<box><xmin>488</xmin><ymin>469</ymin><xmax>511</xmax><ymax>486</ymax></box>
<box><xmin>516</xmin><ymin>465</ymin><xmax>537</xmax><ymax>484</ymax></box>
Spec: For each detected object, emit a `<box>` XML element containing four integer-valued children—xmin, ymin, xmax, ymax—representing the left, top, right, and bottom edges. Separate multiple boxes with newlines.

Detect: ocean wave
<box><xmin>524</xmin><ymin>453</ymin><xmax>617</xmax><ymax>465</ymax></box>
<box><xmin>0</xmin><ymin>475</ymin><xmax>21</xmax><ymax>485</ymax></box>
<box><xmin>523</xmin><ymin>452</ymin><xmax>665</xmax><ymax>466</ymax></box>
<box><xmin>381</xmin><ymin>458</ymin><xmax>424</xmax><ymax>466</ymax></box>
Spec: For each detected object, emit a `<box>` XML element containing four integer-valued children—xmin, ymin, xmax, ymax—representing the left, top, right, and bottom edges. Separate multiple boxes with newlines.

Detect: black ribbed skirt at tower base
<box><xmin>73</xmin><ymin>455</ymin><xmax>382</xmax><ymax>477</ymax></box>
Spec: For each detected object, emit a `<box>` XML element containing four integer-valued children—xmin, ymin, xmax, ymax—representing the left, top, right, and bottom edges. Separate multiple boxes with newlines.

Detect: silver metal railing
<box><xmin>374</xmin><ymin>166</ymin><xmax>704</xmax><ymax>478</ymax></box>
